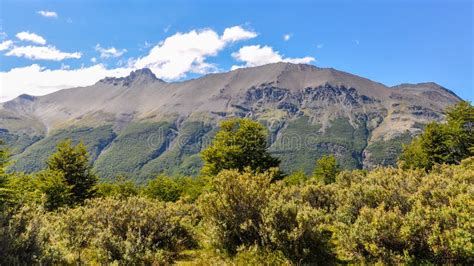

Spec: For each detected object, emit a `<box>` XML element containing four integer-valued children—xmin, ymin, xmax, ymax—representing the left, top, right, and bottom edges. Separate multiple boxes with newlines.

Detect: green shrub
<box><xmin>95</xmin><ymin>175</ymin><xmax>139</xmax><ymax>199</ymax></box>
<box><xmin>198</xmin><ymin>169</ymin><xmax>274</xmax><ymax>254</ymax></box>
<box><xmin>260</xmin><ymin>186</ymin><xmax>335</xmax><ymax>263</ymax></box>
<box><xmin>43</xmin><ymin>197</ymin><xmax>198</xmax><ymax>264</ymax></box>
<box><xmin>142</xmin><ymin>175</ymin><xmax>182</xmax><ymax>202</ymax></box>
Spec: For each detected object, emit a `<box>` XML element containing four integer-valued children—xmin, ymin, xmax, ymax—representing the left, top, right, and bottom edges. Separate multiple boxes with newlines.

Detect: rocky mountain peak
<box><xmin>98</xmin><ymin>68</ymin><xmax>164</xmax><ymax>87</ymax></box>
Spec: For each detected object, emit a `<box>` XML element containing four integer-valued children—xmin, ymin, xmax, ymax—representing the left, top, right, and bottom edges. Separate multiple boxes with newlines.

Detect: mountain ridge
<box><xmin>0</xmin><ymin>62</ymin><xmax>462</xmax><ymax>179</ymax></box>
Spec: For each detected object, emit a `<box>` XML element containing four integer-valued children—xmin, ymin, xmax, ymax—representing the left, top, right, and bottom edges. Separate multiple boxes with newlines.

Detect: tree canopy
<box><xmin>46</xmin><ymin>140</ymin><xmax>97</xmax><ymax>205</ymax></box>
<box><xmin>399</xmin><ymin>101</ymin><xmax>474</xmax><ymax>169</ymax></box>
<box><xmin>201</xmin><ymin>118</ymin><xmax>280</xmax><ymax>176</ymax></box>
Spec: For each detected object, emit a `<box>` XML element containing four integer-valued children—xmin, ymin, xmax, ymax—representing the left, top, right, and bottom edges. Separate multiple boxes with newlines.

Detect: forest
<box><xmin>0</xmin><ymin>101</ymin><xmax>472</xmax><ymax>265</ymax></box>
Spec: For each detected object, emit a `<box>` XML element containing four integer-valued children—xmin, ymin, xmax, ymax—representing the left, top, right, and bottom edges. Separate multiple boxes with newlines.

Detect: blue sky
<box><xmin>0</xmin><ymin>0</ymin><xmax>472</xmax><ymax>101</ymax></box>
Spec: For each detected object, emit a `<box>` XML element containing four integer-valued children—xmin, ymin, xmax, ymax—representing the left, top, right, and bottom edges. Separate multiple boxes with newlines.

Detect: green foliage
<box><xmin>201</xmin><ymin>118</ymin><xmax>280</xmax><ymax>176</ymax></box>
<box><xmin>232</xmin><ymin>245</ymin><xmax>291</xmax><ymax>265</ymax></box>
<box><xmin>282</xmin><ymin>170</ymin><xmax>308</xmax><ymax>186</ymax></box>
<box><xmin>0</xmin><ymin>203</ymin><xmax>54</xmax><ymax>265</ymax></box>
<box><xmin>313</xmin><ymin>154</ymin><xmax>340</xmax><ymax>184</ymax></box>
<box><xmin>400</xmin><ymin>101</ymin><xmax>474</xmax><ymax>170</ymax></box>
<box><xmin>42</xmin><ymin>197</ymin><xmax>198</xmax><ymax>264</ymax></box>
<box><xmin>95</xmin><ymin>175</ymin><xmax>140</xmax><ymax>199</ymax></box>
<box><xmin>93</xmin><ymin>122</ymin><xmax>174</xmax><ymax>180</ymax></box>
<box><xmin>5</xmin><ymin>173</ymin><xmax>41</xmax><ymax>209</ymax></box>
<box><xmin>0</xmin><ymin>140</ymin><xmax>10</xmax><ymax>208</ymax></box>
<box><xmin>334</xmin><ymin>158</ymin><xmax>474</xmax><ymax>264</ymax></box>
<box><xmin>273</xmin><ymin>116</ymin><xmax>369</xmax><ymax>174</ymax></box>
<box><xmin>47</xmin><ymin>139</ymin><xmax>97</xmax><ymax>205</ymax></box>
<box><xmin>139</xmin><ymin>121</ymin><xmax>213</xmax><ymax>177</ymax></box>
<box><xmin>260</xmin><ymin>186</ymin><xmax>335</xmax><ymax>263</ymax></box>
<box><xmin>2</xmin><ymin>110</ymin><xmax>473</xmax><ymax>264</ymax></box>
<box><xmin>35</xmin><ymin>170</ymin><xmax>72</xmax><ymax>211</ymax></box>
<box><xmin>198</xmin><ymin>169</ymin><xmax>274</xmax><ymax>254</ymax></box>
<box><xmin>198</xmin><ymin>168</ymin><xmax>335</xmax><ymax>263</ymax></box>
<box><xmin>10</xmin><ymin>125</ymin><xmax>116</xmax><ymax>173</ymax></box>
<box><xmin>142</xmin><ymin>175</ymin><xmax>182</xmax><ymax>202</ymax></box>
<box><xmin>365</xmin><ymin>132</ymin><xmax>412</xmax><ymax>166</ymax></box>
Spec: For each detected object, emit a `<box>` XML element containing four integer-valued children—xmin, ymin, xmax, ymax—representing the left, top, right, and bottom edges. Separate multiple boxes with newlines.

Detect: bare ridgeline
<box><xmin>0</xmin><ymin>63</ymin><xmax>461</xmax><ymax>177</ymax></box>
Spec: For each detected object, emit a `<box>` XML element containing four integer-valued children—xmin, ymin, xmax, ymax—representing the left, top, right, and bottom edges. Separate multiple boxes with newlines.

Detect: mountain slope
<box><xmin>0</xmin><ymin>63</ymin><xmax>461</xmax><ymax>179</ymax></box>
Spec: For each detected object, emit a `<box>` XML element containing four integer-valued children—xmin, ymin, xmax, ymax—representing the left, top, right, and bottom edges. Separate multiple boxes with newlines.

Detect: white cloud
<box><xmin>231</xmin><ymin>45</ymin><xmax>315</xmax><ymax>70</ymax></box>
<box><xmin>0</xmin><ymin>32</ymin><xmax>7</xmax><ymax>40</ymax></box>
<box><xmin>283</xmin><ymin>34</ymin><xmax>291</xmax><ymax>41</ymax></box>
<box><xmin>0</xmin><ymin>40</ymin><xmax>13</xmax><ymax>51</ymax></box>
<box><xmin>221</xmin><ymin>26</ymin><xmax>257</xmax><ymax>43</ymax></box>
<box><xmin>37</xmin><ymin>10</ymin><xmax>58</xmax><ymax>18</ymax></box>
<box><xmin>317</xmin><ymin>43</ymin><xmax>324</xmax><ymax>49</ymax></box>
<box><xmin>95</xmin><ymin>44</ymin><xmax>127</xmax><ymax>58</ymax></box>
<box><xmin>0</xmin><ymin>25</ymin><xmax>259</xmax><ymax>101</ymax></box>
<box><xmin>16</xmin><ymin>31</ymin><xmax>47</xmax><ymax>45</ymax></box>
<box><xmin>0</xmin><ymin>64</ymin><xmax>133</xmax><ymax>102</ymax></box>
<box><xmin>134</xmin><ymin>25</ymin><xmax>257</xmax><ymax>80</ymax></box>
<box><xmin>6</xmin><ymin>45</ymin><xmax>82</xmax><ymax>61</ymax></box>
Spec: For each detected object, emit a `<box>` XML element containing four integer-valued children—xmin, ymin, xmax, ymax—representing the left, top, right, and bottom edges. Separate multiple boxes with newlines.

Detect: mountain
<box><xmin>0</xmin><ymin>63</ymin><xmax>461</xmax><ymax>180</ymax></box>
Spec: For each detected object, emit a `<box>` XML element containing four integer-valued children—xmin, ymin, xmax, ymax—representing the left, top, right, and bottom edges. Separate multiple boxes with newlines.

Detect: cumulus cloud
<box><xmin>0</xmin><ymin>40</ymin><xmax>13</xmax><ymax>51</ymax></box>
<box><xmin>283</xmin><ymin>34</ymin><xmax>291</xmax><ymax>41</ymax></box>
<box><xmin>134</xmin><ymin>25</ymin><xmax>257</xmax><ymax>79</ymax></box>
<box><xmin>231</xmin><ymin>45</ymin><xmax>315</xmax><ymax>69</ymax></box>
<box><xmin>95</xmin><ymin>44</ymin><xmax>127</xmax><ymax>58</ymax></box>
<box><xmin>6</xmin><ymin>45</ymin><xmax>82</xmax><ymax>61</ymax></box>
<box><xmin>0</xmin><ymin>25</ymin><xmax>258</xmax><ymax>101</ymax></box>
<box><xmin>16</xmin><ymin>31</ymin><xmax>47</xmax><ymax>45</ymax></box>
<box><xmin>37</xmin><ymin>10</ymin><xmax>58</xmax><ymax>18</ymax></box>
<box><xmin>0</xmin><ymin>64</ymin><xmax>133</xmax><ymax>101</ymax></box>
<box><xmin>221</xmin><ymin>26</ymin><xmax>257</xmax><ymax>43</ymax></box>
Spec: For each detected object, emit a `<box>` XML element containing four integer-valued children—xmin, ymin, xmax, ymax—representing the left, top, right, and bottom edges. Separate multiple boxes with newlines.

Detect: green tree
<box><xmin>35</xmin><ymin>170</ymin><xmax>72</xmax><ymax>211</ymax></box>
<box><xmin>444</xmin><ymin>101</ymin><xmax>474</xmax><ymax>161</ymax></box>
<box><xmin>46</xmin><ymin>140</ymin><xmax>97</xmax><ymax>205</ymax></box>
<box><xmin>313</xmin><ymin>155</ymin><xmax>340</xmax><ymax>184</ymax></box>
<box><xmin>399</xmin><ymin>101</ymin><xmax>474</xmax><ymax>169</ymax></box>
<box><xmin>142</xmin><ymin>175</ymin><xmax>182</xmax><ymax>202</ymax></box>
<box><xmin>201</xmin><ymin>118</ymin><xmax>280</xmax><ymax>176</ymax></box>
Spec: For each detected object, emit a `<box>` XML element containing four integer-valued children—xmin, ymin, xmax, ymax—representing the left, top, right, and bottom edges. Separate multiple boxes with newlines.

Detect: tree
<box><xmin>46</xmin><ymin>140</ymin><xmax>97</xmax><ymax>205</ymax></box>
<box><xmin>201</xmin><ymin>118</ymin><xmax>280</xmax><ymax>176</ymax></box>
<box><xmin>399</xmin><ymin>101</ymin><xmax>474</xmax><ymax>170</ymax></box>
<box><xmin>142</xmin><ymin>175</ymin><xmax>182</xmax><ymax>202</ymax></box>
<box><xmin>35</xmin><ymin>170</ymin><xmax>72</xmax><ymax>211</ymax></box>
<box><xmin>313</xmin><ymin>155</ymin><xmax>340</xmax><ymax>184</ymax></box>
<box><xmin>444</xmin><ymin>101</ymin><xmax>474</xmax><ymax>162</ymax></box>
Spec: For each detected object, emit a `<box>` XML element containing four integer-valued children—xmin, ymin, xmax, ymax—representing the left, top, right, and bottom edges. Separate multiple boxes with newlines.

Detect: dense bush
<box><xmin>0</xmin><ymin>197</ymin><xmax>199</xmax><ymax>264</ymax></box>
<box><xmin>198</xmin><ymin>169</ymin><xmax>274</xmax><ymax>254</ymax></box>
<box><xmin>198</xmin><ymin>168</ymin><xmax>336</xmax><ymax>263</ymax></box>
<box><xmin>334</xmin><ymin>158</ymin><xmax>474</xmax><ymax>264</ymax></box>
<box><xmin>261</xmin><ymin>186</ymin><xmax>335</xmax><ymax>263</ymax></box>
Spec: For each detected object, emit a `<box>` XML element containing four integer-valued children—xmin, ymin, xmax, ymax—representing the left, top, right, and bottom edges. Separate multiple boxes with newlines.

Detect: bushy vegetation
<box><xmin>0</xmin><ymin>102</ymin><xmax>472</xmax><ymax>264</ymax></box>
